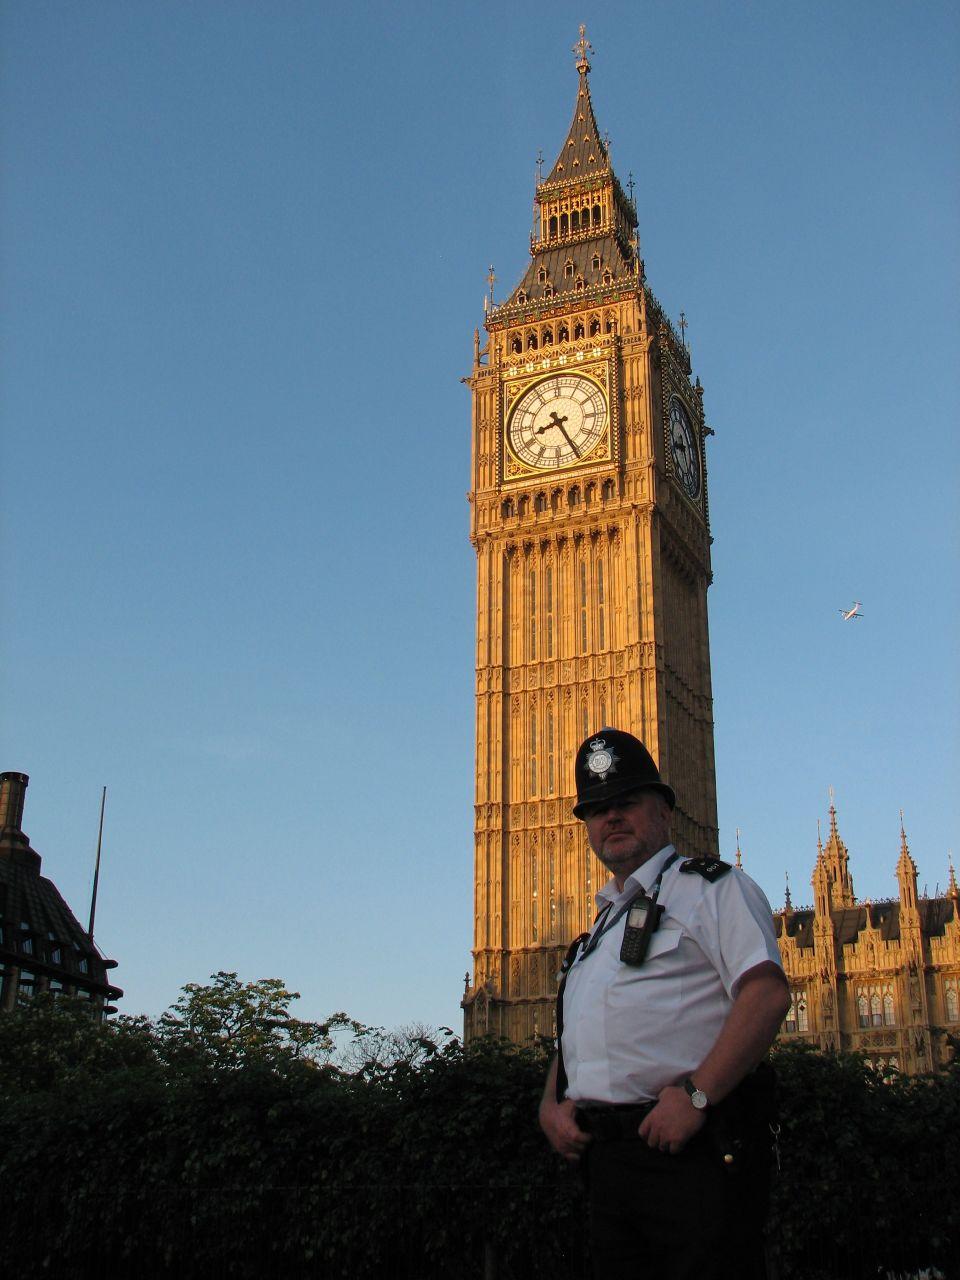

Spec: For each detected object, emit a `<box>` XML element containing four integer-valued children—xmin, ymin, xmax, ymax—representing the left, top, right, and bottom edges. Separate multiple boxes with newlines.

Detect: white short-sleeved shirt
<box><xmin>561</xmin><ymin>843</ymin><xmax>783</xmax><ymax>1105</ymax></box>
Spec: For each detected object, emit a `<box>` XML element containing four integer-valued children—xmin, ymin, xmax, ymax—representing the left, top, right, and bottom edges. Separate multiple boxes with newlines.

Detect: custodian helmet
<box><xmin>572</xmin><ymin>728</ymin><xmax>676</xmax><ymax>818</ymax></box>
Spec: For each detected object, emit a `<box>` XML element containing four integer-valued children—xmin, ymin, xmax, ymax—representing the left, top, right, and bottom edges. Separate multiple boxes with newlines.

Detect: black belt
<box><xmin>575</xmin><ymin>1102</ymin><xmax>656</xmax><ymax>1141</ymax></box>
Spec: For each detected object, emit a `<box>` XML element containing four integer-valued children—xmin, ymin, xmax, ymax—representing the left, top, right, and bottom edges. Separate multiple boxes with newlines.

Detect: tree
<box><xmin>0</xmin><ymin>992</ymin><xmax>157</xmax><ymax>1099</ymax></box>
<box><xmin>156</xmin><ymin>970</ymin><xmax>356</xmax><ymax>1073</ymax></box>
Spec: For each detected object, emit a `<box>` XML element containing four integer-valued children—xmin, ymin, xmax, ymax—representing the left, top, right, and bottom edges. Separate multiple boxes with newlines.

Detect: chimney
<box><xmin>0</xmin><ymin>772</ymin><xmax>40</xmax><ymax>866</ymax></box>
<box><xmin>0</xmin><ymin>771</ymin><xmax>29</xmax><ymax>834</ymax></box>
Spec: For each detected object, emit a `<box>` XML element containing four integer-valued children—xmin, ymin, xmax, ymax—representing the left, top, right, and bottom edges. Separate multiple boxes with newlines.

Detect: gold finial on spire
<box><xmin>735</xmin><ymin>827</ymin><xmax>743</xmax><ymax>869</ymax></box>
<box><xmin>574</xmin><ymin>23</ymin><xmax>593</xmax><ymax>74</ymax></box>
<box><xmin>784</xmin><ymin>871</ymin><xmax>792</xmax><ymax>911</ymax></box>
<box><xmin>487</xmin><ymin>264</ymin><xmax>496</xmax><ymax>306</ymax></box>
<box><xmin>948</xmin><ymin>854</ymin><xmax>958</xmax><ymax>898</ymax></box>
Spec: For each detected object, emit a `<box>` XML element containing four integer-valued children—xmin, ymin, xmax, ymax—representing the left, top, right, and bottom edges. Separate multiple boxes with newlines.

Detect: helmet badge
<box><xmin>586</xmin><ymin>737</ymin><xmax>619</xmax><ymax>780</ymax></box>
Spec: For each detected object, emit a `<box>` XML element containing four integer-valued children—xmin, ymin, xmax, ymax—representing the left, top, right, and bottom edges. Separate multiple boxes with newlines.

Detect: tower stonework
<box><xmin>462</xmin><ymin>37</ymin><xmax>718</xmax><ymax>1042</ymax></box>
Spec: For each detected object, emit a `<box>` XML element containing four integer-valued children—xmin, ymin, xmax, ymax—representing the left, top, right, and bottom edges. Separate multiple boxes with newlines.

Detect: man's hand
<box><xmin>539</xmin><ymin>1094</ymin><xmax>592</xmax><ymax>1163</ymax></box>
<box><xmin>637</xmin><ymin>1085</ymin><xmax>705</xmax><ymax>1155</ymax></box>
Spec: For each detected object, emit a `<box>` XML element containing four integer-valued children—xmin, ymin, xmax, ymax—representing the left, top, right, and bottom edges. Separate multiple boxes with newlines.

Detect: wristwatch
<box><xmin>683</xmin><ymin>1078</ymin><xmax>709</xmax><ymax>1111</ymax></box>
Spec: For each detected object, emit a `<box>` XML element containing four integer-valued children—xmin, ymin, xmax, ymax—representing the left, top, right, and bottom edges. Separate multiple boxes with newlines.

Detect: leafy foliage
<box><xmin>0</xmin><ymin>978</ymin><xmax>956</xmax><ymax>1279</ymax></box>
<box><xmin>155</xmin><ymin>970</ymin><xmax>357</xmax><ymax>1074</ymax></box>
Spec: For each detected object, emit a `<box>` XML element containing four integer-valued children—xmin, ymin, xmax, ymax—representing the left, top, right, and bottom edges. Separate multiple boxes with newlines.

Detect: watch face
<box><xmin>669</xmin><ymin>397</ymin><xmax>701</xmax><ymax>500</ymax></box>
<box><xmin>508</xmin><ymin>374</ymin><xmax>608</xmax><ymax>470</ymax></box>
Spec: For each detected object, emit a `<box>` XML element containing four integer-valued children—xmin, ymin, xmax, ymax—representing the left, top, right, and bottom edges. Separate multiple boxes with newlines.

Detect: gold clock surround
<box><xmin>502</xmin><ymin>361</ymin><xmax>614</xmax><ymax>483</ymax></box>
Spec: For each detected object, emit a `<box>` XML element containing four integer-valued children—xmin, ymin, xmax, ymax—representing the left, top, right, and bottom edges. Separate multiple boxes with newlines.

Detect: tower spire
<box><xmin>817</xmin><ymin>792</ymin><xmax>856</xmax><ymax>908</ymax></box>
<box><xmin>828</xmin><ymin>785</ymin><xmax>839</xmax><ymax>840</ymax></box>
<box><xmin>573</xmin><ymin>22</ymin><xmax>593</xmax><ymax>74</ymax></box>
<box><xmin>543</xmin><ymin>29</ymin><xmax>610</xmax><ymax>184</ymax></box>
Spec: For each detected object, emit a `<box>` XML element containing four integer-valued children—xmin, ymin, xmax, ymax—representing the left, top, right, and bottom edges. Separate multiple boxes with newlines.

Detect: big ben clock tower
<box><xmin>463</xmin><ymin>30</ymin><xmax>719</xmax><ymax>1041</ymax></box>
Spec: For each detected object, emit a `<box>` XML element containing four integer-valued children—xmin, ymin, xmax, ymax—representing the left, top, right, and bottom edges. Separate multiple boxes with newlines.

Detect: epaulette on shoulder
<box><xmin>679</xmin><ymin>856</ymin><xmax>733</xmax><ymax>883</ymax></box>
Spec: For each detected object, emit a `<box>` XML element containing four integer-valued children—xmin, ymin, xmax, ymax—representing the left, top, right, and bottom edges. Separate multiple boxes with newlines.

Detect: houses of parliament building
<box><xmin>460</xmin><ymin>31</ymin><xmax>959</xmax><ymax>1075</ymax></box>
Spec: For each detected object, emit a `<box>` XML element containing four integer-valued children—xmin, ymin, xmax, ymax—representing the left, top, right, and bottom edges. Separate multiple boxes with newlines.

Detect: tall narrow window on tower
<box><xmin>463</xmin><ymin>31</ymin><xmax>718</xmax><ymax>1042</ymax></box>
<box><xmin>545</xmin><ymin>563</ymin><xmax>554</xmax><ymax>658</ymax></box>
<box><xmin>528</xmin><ymin>568</ymin><xmax>537</xmax><ymax>661</ymax></box>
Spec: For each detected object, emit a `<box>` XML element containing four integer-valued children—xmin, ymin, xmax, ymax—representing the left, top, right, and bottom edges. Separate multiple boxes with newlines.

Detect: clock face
<box><xmin>508</xmin><ymin>374</ymin><xmax>608</xmax><ymax>470</ymax></box>
<box><xmin>668</xmin><ymin>397</ymin><xmax>701</xmax><ymax>500</ymax></box>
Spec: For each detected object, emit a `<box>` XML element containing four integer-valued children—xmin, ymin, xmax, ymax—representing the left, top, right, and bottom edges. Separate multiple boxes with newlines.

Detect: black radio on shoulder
<box><xmin>619</xmin><ymin>893</ymin><xmax>664</xmax><ymax>966</ymax></box>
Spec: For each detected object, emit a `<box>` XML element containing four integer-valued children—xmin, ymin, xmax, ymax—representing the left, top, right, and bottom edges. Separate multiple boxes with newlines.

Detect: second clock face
<box><xmin>508</xmin><ymin>374</ymin><xmax>608</xmax><ymax>470</ymax></box>
<box><xmin>669</xmin><ymin>396</ymin><xmax>701</xmax><ymax>500</ymax></box>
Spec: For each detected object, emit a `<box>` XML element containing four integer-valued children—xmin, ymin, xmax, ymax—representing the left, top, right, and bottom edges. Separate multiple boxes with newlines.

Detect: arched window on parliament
<box><xmin>596</xmin><ymin>557</ymin><xmax>606</xmax><ymax>650</ymax></box>
<box><xmin>598</xmin><ymin>696</ymin><xmax>607</xmax><ymax>728</ymax></box>
<box><xmin>581</xmin><ymin>703</ymin><xmax>590</xmax><ymax>738</ymax></box>
<box><xmin>785</xmin><ymin>990</ymin><xmax>808</xmax><ymax>1033</ymax></box>
<box><xmin>858</xmin><ymin>984</ymin><xmax>895</xmax><ymax>1028</ymax></box>
<box><xmin>545</xmin><ymin>564</ymin><xmax>554</xmax><ymax>658</ymax></box>
<box><xmin>530</xmin><ymin>712</ymin><xmax>538</xmax><ymax>794</ymax></box>
<box><xmin>528</xmin><ymin>569</ymin><xmax>537</xmax><ymax>660</ymax></box>
<box><xmin>579</xmin><ymin>560</ymin><xmax>589</xmax><ymax>652</ymax></box>
<box><xmin>945</xmin><ymin>980</ymin><xmax>959</xmax><ymax>1022</ymax></box>
<box><xmin>546</xmin><ymin>707</ymin><xmax>555</xmax><ymax>794</ymax></box>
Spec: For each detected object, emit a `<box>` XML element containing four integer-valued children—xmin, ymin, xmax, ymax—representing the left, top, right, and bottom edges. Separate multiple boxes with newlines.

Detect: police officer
<box><xmin>538</xmin><ymin>729</ymin><xmax>790</xmax><ymax>1280</ymax></box>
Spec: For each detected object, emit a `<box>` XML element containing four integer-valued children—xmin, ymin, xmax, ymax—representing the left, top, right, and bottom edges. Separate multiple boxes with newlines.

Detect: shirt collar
<box><xmin>595</xmin><ymin>843</ymin><xmax>677</xmax><ymax>909</ymax></box>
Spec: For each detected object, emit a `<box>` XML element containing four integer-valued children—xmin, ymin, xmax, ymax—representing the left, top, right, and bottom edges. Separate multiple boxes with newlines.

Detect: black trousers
<box><xmin>581</xmin><ymin>1127</ymin><xmax>771</xmax><ymax>1280</ymax></box>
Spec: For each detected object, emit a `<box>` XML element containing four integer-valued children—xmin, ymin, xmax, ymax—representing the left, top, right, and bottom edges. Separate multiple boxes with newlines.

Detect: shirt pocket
<box><xmin>645</xmin><ymin>926</ymin><xmax>683</xmax><ymax>962</ymax></box>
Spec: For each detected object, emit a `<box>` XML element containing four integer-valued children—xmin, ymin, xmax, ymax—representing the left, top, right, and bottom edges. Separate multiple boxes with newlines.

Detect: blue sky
<box><xmin>2</xmin><ymin>0</ymin><xmax>957</xmax><ymax>1032</ymax></box>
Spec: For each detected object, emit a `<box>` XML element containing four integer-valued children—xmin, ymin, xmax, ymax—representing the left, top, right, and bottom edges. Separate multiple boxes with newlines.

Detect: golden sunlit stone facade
<box><xmin>462</xmin><ymin>36</ymin><xmax>717</xmax><ymax>1042</ymax></box>
<box><xmin>774</xmin><ymin>805</ymin><xmax>960</xmax><ymax>1074</ymax></box>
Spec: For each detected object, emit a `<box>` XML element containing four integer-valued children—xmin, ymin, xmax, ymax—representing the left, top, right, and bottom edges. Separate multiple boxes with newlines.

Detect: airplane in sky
<box><xmin>839</xmin><ymin>600</ymin><xmax>864</xmax><ymax>621</ymax></box>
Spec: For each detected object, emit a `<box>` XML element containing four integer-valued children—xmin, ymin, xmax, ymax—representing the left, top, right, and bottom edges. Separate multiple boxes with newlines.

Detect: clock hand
<box><xmin>556</xmin><ymin>422</ymin><xmax>581</xmax><ymax>457</ymax></box>
<box><xmin>536</xmin><ymin>411</ymin><xmax>569</xmax><ymax>436</ymax></box>
<box><xmin>536</xmin><ymin>411</ymin><xmax>581</xmax><ymax>457</ymax></box>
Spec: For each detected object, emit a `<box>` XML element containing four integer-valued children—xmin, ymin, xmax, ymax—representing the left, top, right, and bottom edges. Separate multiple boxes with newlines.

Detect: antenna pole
<box><xmin>88</xmin><ymin>786</ymin><xmax>106</xmax><ymax>939</ymax></box>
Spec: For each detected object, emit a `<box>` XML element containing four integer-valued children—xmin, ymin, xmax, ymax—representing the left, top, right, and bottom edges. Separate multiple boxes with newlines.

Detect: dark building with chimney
<box><xmin>0</xmin><ymin>772</ymin><xmax>121</xmax><ymax>1013</ymax></box>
